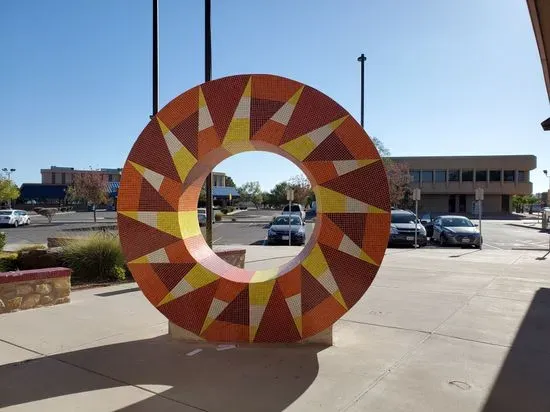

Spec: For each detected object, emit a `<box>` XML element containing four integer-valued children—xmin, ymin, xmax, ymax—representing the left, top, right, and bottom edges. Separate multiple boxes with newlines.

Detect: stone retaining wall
<box><xmin>0</xmin><ymin>268</ymin><xmax>71</xmax><ymax>314</ymax></box>
<box><xmin>213</xmin><ymin>247</ymin><xmax>246</xmax><ymax>269</ymax></box>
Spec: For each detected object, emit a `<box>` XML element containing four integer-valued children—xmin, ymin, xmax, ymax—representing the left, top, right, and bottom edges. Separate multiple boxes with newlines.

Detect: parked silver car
<box><xmin>432</xmin><ymin>215</ymin><xmax>482</xmax><ymax>248</ymax></box>
<box><xmin>0</xmin><ymin>210</ymin><xmax>31</xmax><ymax>227</ymax></box>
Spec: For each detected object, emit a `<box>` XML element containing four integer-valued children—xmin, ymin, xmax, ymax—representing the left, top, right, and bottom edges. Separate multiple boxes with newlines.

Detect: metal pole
<box><xmin>152</xmin><ymin>0</ymin><xmax>158</xmax><ymax>116</ymax></box>
<box><xmin>414</xmin><ymin>199</ymin><xmax>418</xmax><ymax>248</ymax></box>
<box><xmin>479</xmin><ymin>199</ymin><xmax>482</xmax><ymax>249</ymax></box>
<box><xmin>288</xmin><ymin>200</ymin><xmax>292</xmax><ymax>246</ymax></box>
<box><xmin>204</xmin><ymin>0</ymin><xmax>213</xmax><ymax>247</ymax></box>
<box><xmin>357</xmin><ymin>53</ymin><xmax>366</xmax><ymax>128</ymax></box>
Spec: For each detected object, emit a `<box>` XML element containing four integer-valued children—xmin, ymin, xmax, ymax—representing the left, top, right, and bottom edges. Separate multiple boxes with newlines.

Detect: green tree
<box><xmin>225</xmin><ymin>176</ymin><xmax>236</xmax><ymax>188</ymax></box>
<box><xmin>269</xmin><ymin>181</ymin><xmax>290</xmax><ymax>207</ymax></box>
<box><xmin>238</xmin><ymin>181</ymin><xmax>263</xmax><ymax>209</ymax></box>
<box><xmin>0</xmin><ymin>178</ymin><xmax>19</xmax><ymax>207</ymax></box>
<box><xmin>67</xmin><ymin>174</ymin><xmax>107</xmax><ymax>222</ymax></box>
<box><xmin>287</xmin><ymin>175</ymin><xmax>312</xmax><ymax>206</ymax></box>
<box><xmin>372</xmin><ymin>136</ymin><xmax>391</xmax><ymax>157</ymax></box>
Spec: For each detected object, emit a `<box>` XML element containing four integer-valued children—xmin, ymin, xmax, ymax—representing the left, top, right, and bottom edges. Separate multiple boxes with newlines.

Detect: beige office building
<box><xmin>391</xmin><ymin>155</ymin><xmax>536</xmax><ymax>215</ymax></box>
<box><xmin>41</xmin><ymin>166</ymin><xmax>122</xmax><ymax>185</ymax></box>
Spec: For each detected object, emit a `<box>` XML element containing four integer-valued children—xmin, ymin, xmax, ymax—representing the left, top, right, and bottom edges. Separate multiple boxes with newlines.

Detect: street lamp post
<box><xmin>357</xmin><ymin>53</ymin><xmax>366</xmax><ymax>128</ymax></box>
<box><xmin>205</xmin><ymin>0</ymin><xmax>213</xmax><ymax>248</ymax></box>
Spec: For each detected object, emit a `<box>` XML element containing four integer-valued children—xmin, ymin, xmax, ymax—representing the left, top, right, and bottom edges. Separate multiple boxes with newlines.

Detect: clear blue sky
<box><xmin>1</xmin><ymin>0</ymin><xmax>549</xmax><ymax>193</ymax></box>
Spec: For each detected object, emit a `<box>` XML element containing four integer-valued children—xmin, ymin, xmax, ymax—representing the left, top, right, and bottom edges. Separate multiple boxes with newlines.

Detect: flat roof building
<box><xmin>391</xmin><ymin>155</ymin><xmax>536</xmax><ymax>215</ymax></box>
<box><xmin>41</xmin><ymin>166</ymin><xmax>122</xmax><ymax>185</ymax></box>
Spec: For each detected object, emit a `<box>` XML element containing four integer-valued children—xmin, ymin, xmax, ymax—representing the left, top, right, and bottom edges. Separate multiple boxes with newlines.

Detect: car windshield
<box><xmin>273</xmin><ymin>216</ymin><xmax>301</xmax><ymax>225</ymax></box>
<box><xmin>441</xmin><ymin>218</ymin><xmax>474</xmax><ymax>227</ymax></box>
<box><xmin>0</xmin><ymin>211</ymin><xmax>12</xmax><ymax>215</ymax></box>
<box><xmin>391</xmin><ymin>213</ymin><xmax>416</xmax><ymax>224</ymax></box>
<box><xmin>283</xmin><ymin>205</ymin><xmax>301</xmax><ymax>212</ymax></box>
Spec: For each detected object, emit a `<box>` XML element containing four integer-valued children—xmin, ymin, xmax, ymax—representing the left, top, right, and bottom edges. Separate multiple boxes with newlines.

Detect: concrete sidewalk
<box><xmin>0</xmin><ymin>246</ymin><xmax>549</xmax><ymax>411</ymax></box>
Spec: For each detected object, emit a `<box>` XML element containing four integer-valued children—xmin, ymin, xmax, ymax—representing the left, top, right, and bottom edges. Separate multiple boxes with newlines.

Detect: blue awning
<box><xmin>106</xmin><ymin>182</ymin><xmax>119</xmax><ymax>197</ymax></box>
<box><xmin>20</xmin><ymin>184</ymin><xmax>67</xmax><ymax>200</ymax></box>
<box><xmin>213</xmin><ymin>186</ymin><xmax>240</xmax><ymax>198</ymax></box>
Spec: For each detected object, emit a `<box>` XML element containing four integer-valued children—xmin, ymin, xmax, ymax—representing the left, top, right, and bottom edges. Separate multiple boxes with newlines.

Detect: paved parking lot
<box><xmin>1</xmin><ymin>210</ymin><xmax>548</xmax><ymax>252</ymax></box>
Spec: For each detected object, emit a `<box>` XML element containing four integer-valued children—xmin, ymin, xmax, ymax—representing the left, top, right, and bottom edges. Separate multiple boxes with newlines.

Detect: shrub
<box><xmin>0</xmin><ymin>252</ymin><xmax>18</xmax><ymax>272</ymax></box>
<box><xmin>34</xmin><ymin>207</ymin><xmax>58</xmax><ymax>223</ymax></box>
<box><xmin>0</xmin><ymin>232</ymin><xmax>6</xmax><ymax>251</ymax></box>
<box><xmin>61</xmin><ymin>233</ymin><xmax>126</xmax><ymax>282</ymax></box>
<box><xmin>220</xmin><ymin>208</ymin><xmax>228</xmax><ymax>214</ymax></box>
<box><xmin>215</xmin><ymin>212</ymin><xmax>223</xmax><ymax>222</ymax></box>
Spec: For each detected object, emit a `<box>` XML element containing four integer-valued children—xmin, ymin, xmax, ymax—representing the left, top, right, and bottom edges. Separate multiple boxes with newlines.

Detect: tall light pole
<box><xmin>152</xmin><ymin>0</ymin><xmax>159</xmax><ymax>117</ymax></box>
<box><xmin>205</xmin><ymin>0</ymin><xmax>213</xmax><ymax>247</ymax></box>
<box><xmin>2</xmin><ymin>168</ymin><xmax>16</xmax><ymax>181</ymax></box>
<box><xmin>357</xmin><ymin>53</ymin><xmax>366</xmax><ymax>128</ymax></box>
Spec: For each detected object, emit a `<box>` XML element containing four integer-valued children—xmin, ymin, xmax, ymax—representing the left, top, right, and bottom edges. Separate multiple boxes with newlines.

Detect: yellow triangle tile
<box><xmin>329</xmin><ymin>115</ymin><xmax>349</xmax><ymax>131</ymax></box>
<box><xmin>200</xmin><ymin>316</ymin><xmax>215</xmax><ymax>335</ymax></box>
<box><xmin>156</xmin><ymin>117</ymin><xmax>170</xmax><ymax>136</ymax></box>
<box><xmin>178</xmin><ymin>211</ymin><xmax>201</xmax><ymax>239</ymax></box>
<box><xmin>184</xmin><ymin>265</ymin><xmax>219</xmax><ymax>289</ymax></box>
<box><xmin>243</xmin><ymin>76</ymin><xmax>252</xmax><ymax>97</ymax></box>
<box><xmin>129</xmin><ymin>255</ymin><xmax>149</xmax><ymax>264</ymax></box>
<box><xmin>249</xmin><ymin>279</ymin><xmax>276</xmax><ymax>306</ymax></box>
<box><xmin>314</xmin><ymin>186</ymin><xmax>346</xmax><ymax>213</ymax></box>
<box><xmin>198</xmin><ymin>87</ymin><xmax>207</xmax><ymax>108</ymax></box>
<box><xmin>302</xmin><ymin>244</ymin><xmax>328</xmax><ymax>277</ymax></box>
<box><xmin>129</xmin><ymin>161</ymin><xmax>146</xmax><ymax>174</ymax></box>
<box><xmin>172</xmin><ymin>146</ymin><xmax>197</xmax><ymax>182</ymax></box>
<box><xmin>288</xmin><ymin>86</ymin><xmax>305</xmax><ymax>105</ymax></box>
<box><xmin>333</xmin><ymin>290</ymin><xmax>348</xmax><ymax>310</ymax></box>
<box><xmin>249</xmin><ymin>325</ymin><xmax>259</xmax><ymax>343</ymax></box>
<box><xmin>251</xmin><ymin>268</ymin><xmax>278</xmax><ymax>283</ymax></box>
<box><xmin>294</xmin><ymin>316</ymin><xmax>303</xmax><ymax>336</ymax></box>
<box><xmin>156</xmin><ymin>212</ymin><xmax>183</xmax><ymax>238</ymax></box>
<box><xmin>358</xmin><ymin>249</ymin><xmax>379</xmax><ymax>266</ymax></box>
<box><xmin>367</xmin><ymin>205</ymin><xmax>388</xmax><ymax>214</ymax></box>
<box><xmin>157</xmin><ymin>292</ymin><xmax>175</xmax><ymax>307</ymax></box>
<box><xmin>280</xmin><ymin>135</ymin><xmax>316</xmax><ymax>161</ymax></box>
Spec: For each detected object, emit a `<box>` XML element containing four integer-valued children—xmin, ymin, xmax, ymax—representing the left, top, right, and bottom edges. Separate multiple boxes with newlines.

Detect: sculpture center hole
<box><xmin>202</xmin><ymin>151</ymin><xmax>317</xmax><ymax>271</ymax></box>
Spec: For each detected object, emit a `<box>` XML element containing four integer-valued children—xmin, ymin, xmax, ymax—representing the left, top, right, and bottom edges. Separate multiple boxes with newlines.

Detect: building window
<box><xmin>52</xmin><ymin>173</ymin><xmax>56</xmax><ymax>184</ymax></box>
<box><xmin>503</xmin><ymin>170</ymin><xmax>515</xmax><ymax>182</ymax></box>
<box><xmin>518</xmin><ymin>170</ymin><xmax>528</xmax><ymax>182</ymax></box>
<box><xmin>409</xmin><ymin>170</ymin><xmax>420</xmax><ymax>183</ymax></box>
<box><xmin>490</xmin><ymin>170</ymin><xmax>501</xmax><ymax>182</ymax></box>
<box><xmin>434</xmin><ymin>170</ymin><xmax>446</xmax><ymax>182</ymax></box>
<box><xmin>461</xmin><ymin>170</ymin><xmax>473</xmax><ymax>182</ymax></box>
<box><xmin>475</xmin><ymin>170</ymin><xmax>487</xmax><ymax>182</ymax></box>
<box><xmin>108</xmin><ymin>174</ymin><xmax>113</xmax><ymax>182</ymax></box>
<box><xmin>61</xmin><ymin>173</ymin><xmax>66</xmax><ymax>184</ymax></box>
<box><xmin>448</xmin><ymin>169</ymin><xmax>460</xmax><ymax>182</ymax></box>
<box><xmin>421</xmin><ymin>170</ymin><xmax>433</xmax><ymax>183</ymax></box>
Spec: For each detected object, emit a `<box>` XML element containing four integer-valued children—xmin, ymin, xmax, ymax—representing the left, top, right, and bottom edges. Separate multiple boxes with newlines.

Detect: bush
<box><xmin>61</xmin><ymin>233</ymin><xmax>126</xmax><ymax>282</ymax></box>
<box><xmin>0</xmin><ymin>252</ymin><xmax>18</xmax><ymax>272</ymax></box>
<box><xmin>34</xmin><ymin>207</ymin><xmax>58</xmax><ymax>223</ymax></box>
<box><xmin>0</xmin><ymin>232</ymin><xmax>6</xmax><ymax>251</ymax></box>
<box><xmin>215</xmin><ymin>212</ymin><xmax>223</xmax><ymax>222</ymax></box>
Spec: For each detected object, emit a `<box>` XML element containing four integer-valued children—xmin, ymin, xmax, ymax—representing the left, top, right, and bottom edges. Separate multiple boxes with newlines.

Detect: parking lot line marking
<box><xmin>213</xmin><ymin>237</ymin><xmax>223</xmax><ymax>244</ymax></box>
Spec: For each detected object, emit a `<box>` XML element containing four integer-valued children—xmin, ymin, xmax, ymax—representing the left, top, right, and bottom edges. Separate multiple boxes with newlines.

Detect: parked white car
<box><xmin>0</xmin><ymin>210</ymin><xmax>31</xmax><ymax>227</ymax></box>
<box><xmin>282</xmin><ymin>203</ymin><xmax>306</xmax><ymax>221</ymax></box>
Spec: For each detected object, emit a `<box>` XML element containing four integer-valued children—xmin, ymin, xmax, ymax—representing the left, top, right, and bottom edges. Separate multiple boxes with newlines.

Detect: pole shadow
<box><xmin>0</xmin><ymin>335</ymin><xmax>322</xmax><ymax>411</ymax></box>
<box><xmin>482</xmin><ymin>288</ymin><xmax>550</xmax><ymax>411</ymax></box>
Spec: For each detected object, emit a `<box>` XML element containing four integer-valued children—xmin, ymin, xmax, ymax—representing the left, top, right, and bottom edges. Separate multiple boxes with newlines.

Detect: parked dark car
<box><xmin>267</xmin><ymin>215</ymin><xmax>306</xmax><ymax>245</ymax></box>
<box><xmin>432</xmin><ymin>215</ymin><xmax>482</xmax><ymax>248</ymax></box>
<box><xmin>389</xmin><ymin>210</ymin><xmax>427</xmax><ymax>247</ymax></box>
<box><xmin>420</xmin><ymin>213</ymin><xmax>436</xmax><ymax>238</ymax></box>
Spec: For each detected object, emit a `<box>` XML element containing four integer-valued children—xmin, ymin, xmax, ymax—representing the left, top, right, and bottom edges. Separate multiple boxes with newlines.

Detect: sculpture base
<box><xmin>168</xmin><ymin>321</ymin><xmax>332</xmax><ymax>346</ymax></box>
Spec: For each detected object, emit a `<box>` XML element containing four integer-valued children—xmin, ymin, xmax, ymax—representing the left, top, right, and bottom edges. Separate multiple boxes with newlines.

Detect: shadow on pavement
<box><xmin>0</xmin><ymin>335</ymin><xmax>322</xmax><ymax>411</ymax></box>
<box><xmin>482</xmin><ymin>288</ymin><xmax>550</xmax><ymax>412</ymax></box>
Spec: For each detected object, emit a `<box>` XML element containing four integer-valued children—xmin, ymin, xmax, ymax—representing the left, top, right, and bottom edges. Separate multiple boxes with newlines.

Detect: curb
<box><xmin>507</xmin><ymin>222</ymin><xmax>546</xmax><ymax>232</ymax></box>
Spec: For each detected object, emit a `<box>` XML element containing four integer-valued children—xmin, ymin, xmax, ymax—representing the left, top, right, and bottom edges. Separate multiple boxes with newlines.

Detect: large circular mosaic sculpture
<box><xmin>118</xmin><ymin>74</ymin><xmax>390</xmax><ymax>343</ymax></box>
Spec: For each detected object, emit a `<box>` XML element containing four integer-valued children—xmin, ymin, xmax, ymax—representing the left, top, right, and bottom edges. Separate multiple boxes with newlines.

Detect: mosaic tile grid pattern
<box><xmin>118</xmin><ymin>74</ymin><xmax>390</xmax><ymax>343</ymax></box>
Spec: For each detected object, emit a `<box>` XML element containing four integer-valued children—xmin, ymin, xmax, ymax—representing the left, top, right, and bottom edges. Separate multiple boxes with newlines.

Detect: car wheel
<box><xmin>439</xmin><ymin>234</ymin><xmax>445</xmax><ymax>246</ymax></box>
<box><xmin>13</xmin><ymin>220</ymin><xmax>19</xmax><ymax>228</ymax></box>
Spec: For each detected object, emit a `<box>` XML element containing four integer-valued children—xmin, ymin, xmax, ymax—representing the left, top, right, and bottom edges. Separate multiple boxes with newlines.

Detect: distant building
<box><xmin>41</xmin><ymin>166</ymin><xmax>122</xmax><ymax>185</ymax></box>
<box><xmin>212</xmin><ymin>172</ymin><xmax>226</xmax><ymax>187</ymax></box>
<box><xmin>392</xmin><ymin>155</ymin><xmax>536</xmax><ymax>215</ymax></box>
